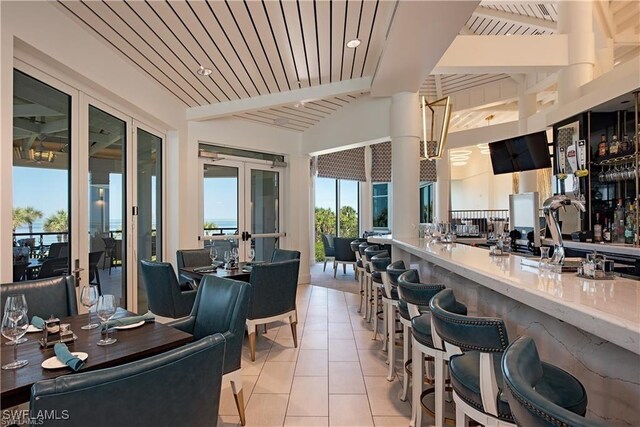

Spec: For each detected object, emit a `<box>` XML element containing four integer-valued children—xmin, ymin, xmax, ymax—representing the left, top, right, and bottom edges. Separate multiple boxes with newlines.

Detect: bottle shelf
<box><xmin>591</xmin><ymin>152</ymin><xmax>637</xmax><ymax>166</ymax></box>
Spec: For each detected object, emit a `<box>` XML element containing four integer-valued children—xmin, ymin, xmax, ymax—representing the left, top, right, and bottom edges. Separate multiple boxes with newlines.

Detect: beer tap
<box><xmin>543</xmin><ymin>195</ymin><xmax>586</xmax><ymax>266</ymax></box>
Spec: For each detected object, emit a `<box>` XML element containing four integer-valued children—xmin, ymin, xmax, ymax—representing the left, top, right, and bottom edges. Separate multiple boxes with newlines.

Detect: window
<box><xmin>372</xmin><ymin>183</ymin><xmax>389</xmax><ymax>229</ymax></box>
<box><xmin>420</xmin><ymin>183</ymin><xmax>434</xmax><ymax>223</ymax></box>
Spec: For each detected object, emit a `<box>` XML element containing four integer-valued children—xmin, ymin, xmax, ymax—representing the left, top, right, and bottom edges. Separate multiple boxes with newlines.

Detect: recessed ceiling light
<box><xmin>196</xmin><ymin>65</ymin><xmax>212</xmax><ymax>76</ymax></box>
<box><xmin>274</xmin><ymin>117</ymin><xmax>290</xmax><ymax>126</ymax></box>
<box><xmin>476</xmin><ymin>143</ymin><xmax>489</xmax><ymax>150</ymax></box>
<box><xmin>450</xmin><ymin>150</ymin><xmax>472</xmax><ymax>156</ymax></box>
<box><xmin>294</xmin><ymin>101</ymin><xmax>305</xmax><ymax>108</ymax></box>
<box><xmin>452</xmin><ymin>161</ymin><xmax>467</xmax><ymax>166</ymax></box>
<box><xmin>480</xmin><ymin>149</ymin><xmax>491</xmax><ymax>155</ymax></box>
<box><xmin>346</xmin><ymin>38</ymin><xmax>361</xmax><ymax>49</ymax></box>
<box><xmin>506</xmin><ymin>33</ymin><xmax>512</xmax><ymax>36</ymax></box>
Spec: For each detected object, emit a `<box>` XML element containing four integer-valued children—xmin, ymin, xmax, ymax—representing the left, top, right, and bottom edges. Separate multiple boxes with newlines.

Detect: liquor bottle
<box><xmin>593</xmin><ymin>213</ymin><xmax>602</xmax><ymax>242</ymax></box>
<box><xmin>621</xmin><ymin>134</ymin><xmax>630</xmax><ymax>153</ymax></box>
<box><xmin>625</xmin><ymin>203</ymin><xmax>636</xmax><ymax>244</ymax></box>
<box><xmin>598</xmin><ymin>134</ymin><xmax>608</xmax><ymax>157</ymax></box>
<box><xmin>603</xmin><ymin>219</ymin><xmax>611</xmax><ymax>243</ymax></box>
<box><xmin>609</xmin><ymin>134</ymin><xmax>620</xmax><ymax>155</ymax></box>
<box><xmin>613</xmin><ymin>199</ymin><xmax>626</xmax><ymax>243</ymax></box>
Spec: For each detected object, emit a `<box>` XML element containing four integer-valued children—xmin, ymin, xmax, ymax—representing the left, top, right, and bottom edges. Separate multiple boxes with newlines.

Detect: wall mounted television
<box><xmin>488</xmin><ymin>131</ymin><xmax>551</xmax><ymax>175</ymax></box>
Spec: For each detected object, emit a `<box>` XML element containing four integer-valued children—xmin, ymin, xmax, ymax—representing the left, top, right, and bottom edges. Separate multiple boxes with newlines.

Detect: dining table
<box><xmin>0</xmin><ymin>309</ymin><xmax>192</xmax><ymax>409</ymax></box>
<box><xmin>179</xmin><ymin>262</ymin><xmax>258</xmax><ymax>283</ymax></box>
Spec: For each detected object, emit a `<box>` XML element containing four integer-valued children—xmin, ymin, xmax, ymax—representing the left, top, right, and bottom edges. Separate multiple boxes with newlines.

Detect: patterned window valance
<box><xmin>317</xmin><ymin>146</ymin><xmax>366</xmax><ymax>182</ymax></box>
<box><xmin>371</xmin><ymin>141</ymin><xmax>437</xmax><ymax>183</ymax></box>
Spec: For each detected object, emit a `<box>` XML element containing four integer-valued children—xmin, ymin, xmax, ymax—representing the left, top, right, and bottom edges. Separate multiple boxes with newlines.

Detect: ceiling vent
<box><xmin>537</xmin><ymin>4</ymin><xmax>551</xmax><ymax>16</ymax></box>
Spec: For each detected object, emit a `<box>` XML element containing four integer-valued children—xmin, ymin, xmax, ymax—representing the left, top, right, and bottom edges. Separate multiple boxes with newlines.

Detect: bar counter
<box><xmin>369</xmin><ymin>234</ymin><xmax>640</xmax><ymax>426</ymax></box>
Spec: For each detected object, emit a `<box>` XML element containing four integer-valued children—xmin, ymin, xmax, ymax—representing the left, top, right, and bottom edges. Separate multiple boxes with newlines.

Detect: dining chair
<box><xmin>13</xmin><ymin>262</ymin><xmax>28</xmax><ymax>282</ymax></box>
<box><xmin>37</xmin><ymin>257</ymin><xmax>69</xmax><ymax>279</ymax></box>
<box><xmin>101</xmin><ymin>237</ymin><xmax>116</xmax><ymax>272</ymax></box>
<box><xmin>46</xmin><ymin>242</ymin><xmax>68</xmax><ymax>259</ymax></box>
<box><xmin>139</xmin><ymin>260</ymin><xmax>197</xmax><ymax>319</ymax></box>
<box><xmin>321</xmin><ymin>233</ymin><xmax>335</xmax><ymax>272</ymax></box>
<box><xmin>30</xmin><ymin>334</ymin><xmax>226</xmax><ymax>427</ymax></box>
<box><xmin>332</xmin><ymin>237</ymin><xmax>357</xmax><ymax>278</ymax></box>
<box><xmin>246</xmin><ymin>260</ymin><xmax>300</xmax><ymax>361</ymax></box>
<box><xmin>169</xmin><ymin>275</ymin><xmax>252</xmax><ymax>425</ymax></box>
<box><xmin>88</xmin><ymin>251</ymin><xmax>103</xmax><ymax>295</ymax></box>
<box><xmin>1</xmin><ymin>275</ymin><xmax>78</xmax><ymax>318</ymax></box>
<box><xmin>270</xmin><ymin>248</ymin><xmax>301</xmax><ymax>262</ymax></box>
<box><xmin>176</xmin><ymin>248</ymin><xmax>213</xmax><ymax>287</ymax></box>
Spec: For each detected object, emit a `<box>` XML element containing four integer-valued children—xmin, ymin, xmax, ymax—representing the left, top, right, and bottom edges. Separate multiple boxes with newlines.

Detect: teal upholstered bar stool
<box><xmin>363</xmin><ymin>245</ymin><xmax>387</xmax><ymax>323</ymax></box>
<box><xmin>351</xmin><ymin>240</ymin><xmax>366</xmax><ymax>312</ymax></box>
<box><xmin>502</xmin><ymin>336</ymin><xmax>604</xmax><ymax>427</ymax></box>
<box><xmin>403</xmin><ymin>274</ymin><xmax>463</xmax><ymax>427</ymax></box>
<box><xmin>382</xmin><ymin>260</ymin><xmax>407</xmax><ymax>381</ymax></box>
<box><xmin>358</xmin><ymin>242</ymin><xmax>372</xmax><ymax>318</ymax></box>
<box><xmin>371</xmin><ymin>253</ymin><xmax>391</xmax><ymax>347</ymax></box>
<box><xmin>430</xmin><ymin>289</ymin><xmax>589</xmax><ymax>427</ymax></box>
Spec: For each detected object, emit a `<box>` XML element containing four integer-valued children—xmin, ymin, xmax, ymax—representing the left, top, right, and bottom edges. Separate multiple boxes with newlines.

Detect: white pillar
<box><xmin>288</xmin><ymin>154</ymin><xmax>312</xmax><ymax>284</ymax></box>
<box><xmin>518</xmin><ymin>82</ymin><xmax>538</xmax><ymax>193</ymax></box>
<box><xmin>435</xmin><ymin>150</ymin><xmax>450</xmax><ymax>222</ymax></box>
<box><xmin>0</xmin><ymin>6</ymin><xmax>13</xmax><ymax>282</ymax></box>
<box><xmin>391</xmin><ymin>92</ymin><xmax>421</xmax><ymax>239</ymax></box>
<box><xmin>558</xmin><ymin>0</ymin><xmax>595</xmax><ymax>104</ymax></box>
<box><xmin>359</xmin><ymin>146</ymin><xmax>373</xmax><ymax>235</ymax></box>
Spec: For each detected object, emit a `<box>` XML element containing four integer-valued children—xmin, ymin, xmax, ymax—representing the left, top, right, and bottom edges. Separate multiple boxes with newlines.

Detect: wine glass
<box><xmin>1</xmin><ymin>311</ymin><xmax>29</xmax><ymax>369</ymax></box>
<box><xmin>80</xmin><ymin>285</ymin><xmax>100</xmax><ymax>330</ymax></box>
<box><xmin>231</xmin><ymin>248</ymin><xmax>239</xmax><ymax>264</ymax></box>
<box><xmin>209</xmin><ymin>246</ymin><xmax>218</xmax><ymax>265</ymax></box>
<box><xmin>224</xmin><ymin>251</ymin><xmax>231</xmax><ymax>268</ymax></box>
<box><xmin>96</xmin><ymin>295</ymin><xmax>117</xmax><ymax>346</ymax></box>
<box><xmin>247</xmin><ymin>248</ymin><xmax>255</xmax><ymax>263</ymax></box>
<box><xmin>4</xmin><ymin>295</ymin><xmax>28</xmax><ymax>345</ymax></box>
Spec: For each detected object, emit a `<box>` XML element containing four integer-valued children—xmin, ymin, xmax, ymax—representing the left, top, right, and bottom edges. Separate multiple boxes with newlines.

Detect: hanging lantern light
<box><xmin>421</xmin><ymin>95</ymin><xmax>452</xmax><ymax>160</ymax></box>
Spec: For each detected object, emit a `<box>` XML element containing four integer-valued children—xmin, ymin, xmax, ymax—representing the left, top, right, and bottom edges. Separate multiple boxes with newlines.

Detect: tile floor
<box><xmin>218</xmin><ymin>267</ymin><xmax>425</xmax><ymax>427</ymax></box>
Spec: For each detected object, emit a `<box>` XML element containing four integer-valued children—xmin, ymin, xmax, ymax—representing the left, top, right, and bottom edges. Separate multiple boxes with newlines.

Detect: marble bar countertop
<box><xmin>368</xmin><ymin>234</ymin><xmax>640</xmax><ymax>355</ymax></box>
<box><xmin>541</xmin><ymin>238</ymin><xmax>640</xmax><ymax>258</ymax></box>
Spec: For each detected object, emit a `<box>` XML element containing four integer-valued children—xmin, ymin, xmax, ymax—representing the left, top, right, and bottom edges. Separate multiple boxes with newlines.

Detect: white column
<box><xmin>558</xmin><ymin>0</ymin><xmax>595</xmax><ymax>104</ymax></box>
<box><xmin>0</xmin><ymin>5</ymin><xmax>13</xmax><ymax>282</ymax></box>
<box><xmin>435</xmin><ymin>150</ymin><xmax>450</xmax><ymax>222</ymax></box>
<box><xmin>359</xmin><ymin>146</ymin><xmax>373</xmax><ymax>235</ymax></box>
<box><xmin>288</xmin><ymin>154</ymin><xmax>312</xmax><ymax>284</ymax></box>
<box><xmin>391</xmin><ymin>92</ymin><xmax>421</xmax><ymax>239</ymax></box>
<box><xmin>518</xmin><ymin>82</ymin><xmax>538</xmax><ymax>193</ymax></box>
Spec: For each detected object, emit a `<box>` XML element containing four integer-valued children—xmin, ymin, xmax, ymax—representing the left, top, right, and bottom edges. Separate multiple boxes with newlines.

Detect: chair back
<box><xmin>177</xmin><ymin>248</ymin><xmax>212</xmax><ymax>269</ymax></box>
<box><xmin>183</xmin><ymin>276</ymin><xmax>252</xmax><ymax>374</ymax></box>
<box><xmin>140</xmin><ymin>260</ymin><xmax>195</xmax><ymax>318</ymax></box>
<box><xmin>397</xmin><ymin>270</ymin><xmax>444</xmax><ymax>318</ymax></box>
<box><xmin>357</xmin><ymin>242</ymin><xmax>371</xmax><ymax>257</ymax></box>
<box><xmin>88</xmin><ymin>251</ymin><xmax>102</xmax><ymax>283</ymax></box>
<box><xmin>321</xmin><ymin>234</ymin><xmax>335</xmax><ymax>257</ymax></box>
<box><xmin>13</xmin><ymin>246</ymin><xmax>30</xmax><ymax>264</ymax></box>
<box><xmin>31</xmin><ymin>335</ymin><xmax>226</xmax><ymax>427</ymax></box>
<box><xmin>502</xmin><ymin>336</ymin><xmax>600</xmax><ymax>427</ymax></box>
<box><xmin>386</xmin><ymin>260</ymin><xmax>407</xmax><ymax>286</ymax></box>
<box><xmin>37</xmin><ymin>257</ymin><xmax>68</xmax><ymax>279</ymax></box>
<box><xmin>13</xmin><ymin>263</ymin><xmax>28</xmax><ymax>282</ymax></box>
<box><xmin>333</xmin><ymin>237</ymin><xmax>357</xmax><ymax>262</ymax></box>
<box><xmin>1</xmin><ymin>276</ymin><xmax>77</xmax><ymax>318</ymax></box>
<box><xmin>47</xmin><ymin>242</ymin><xmax>68</xmax><ymax>259</ymax></box>
<box><xmin>271</xmin><ymin>248</ymin><xmax>301</xmax><ymax>262</ymax></box>
<box><xmin>248</xmin><ymin>260</ymin><xmax>300</xmax><ymax>320</ymax></box>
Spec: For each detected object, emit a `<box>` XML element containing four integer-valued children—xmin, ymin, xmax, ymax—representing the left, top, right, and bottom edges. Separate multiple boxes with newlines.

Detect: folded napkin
<box><xmin>193</xmin><ymin>266</ymin><xmax>216</xmax><ymax>273</ymax></box>
<box><xmin>242</xmin><ymin>265</ymin><xmax>253</xmax><ymax>273</ymax></box>
<box><xmin>31</xmin><ymin>316</ymin><xmax>45</xmax><ymax>329</ymax></box>
<box><xmin>54</xmin><ymin>343</ymin><xmax>84</xmax><ymax>372</ymax></box>
<box><xmin>104</xmin><ymin>311</ymin><xmax>155</xmax><ymax>329</ymax></box>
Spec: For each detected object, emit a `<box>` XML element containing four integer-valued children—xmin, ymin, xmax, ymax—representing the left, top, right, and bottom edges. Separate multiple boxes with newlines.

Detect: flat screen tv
<box><xmin>489</xmin><ymin>131</ymin><xmax>551</xmax><ymax>175</ymax></box>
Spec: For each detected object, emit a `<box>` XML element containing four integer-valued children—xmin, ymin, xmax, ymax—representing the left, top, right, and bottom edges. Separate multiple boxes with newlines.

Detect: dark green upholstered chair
<box><xmin>321</xmin><ymin>233</ymin><xmax>335</xmax><ymax>271</ymax></box>
<box><xmin>176</xmin><ymin>248</ymin><xmax>213</xmax><ymax>288</ymax></box>
<box><xmin>1</xmin><ymin>275</ymin><xmax>77</xmax><ymax>319</ymax></box>
<box><xmin>31</xmin><ymin>335</ymin><xmax>226</xmax><ymax>427</ymax></box>
<box><xmin>169</xmin><ymin>276</ymin><xmax>252</xmax><ymax>425</ymax></box>
<box><xmin>502</xmin><ymin>336</ymin><xmax>602</xmax><ymax>427</ymax></box>
<box><xmin>332</xmin><ymin>237</ymin><xmax>358</xmax><ymax>278</ymax></box>
<box><xmin>246</xmin><ymin>260</ymin><xmax>300</xmax><ymax>362</ymax></box>
<box><xmin>139</xmin><ymin>260</ymin><xmax>196</xmax><ymax>319</ymax></box>
<box><xmin>363</xmin><ymin>246</ymin><xmax>387</xmax><ymax>322</ymax></box>
<box><xmin>430</xmin><ymin>289</ymin><xmax>588</xmax><ymax>427</ymax></box>
<box><xmin>271</xmin><ymin>248</ymin><xmax>301</xmax><ymax>263</ymax></box>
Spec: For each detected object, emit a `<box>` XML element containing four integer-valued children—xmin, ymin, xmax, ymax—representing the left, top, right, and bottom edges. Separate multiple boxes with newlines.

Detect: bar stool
<box><xmin>382</xmin><ymin>260</ymin><xmax>406</xmax><ymax>381</ymax></box>
<box><xmin>364</xmin><ymin>246</ymin><xmax>388</xmax><ymax>327</ymax></box>
<box><xmin>502</xmin><ymin>336</ymin><xmax>603</xmax><ymax>427</ymax></box>
<box><xmin>407</xmin><ymin>279</ymin><xmax>466</xmax><ymax>427</ymax></box>
<box><xmin>358</xmin><ymin>242</ymin><xmax>372</xmax><ymax>318</ymax></box>
<box><xmin>371</xmin><ymin>253</ymin><xmax>391</xmax><ymax>347</ymax></box>
<box><xmin>396</xmin><ymin>269</ymin><xmax>439</xmax><ymax>402</ymax></box>
<box><xmin>430</xmin><ymin>290</ymin><xmax>589</xmax><ymax>427</ymax></box>
<box><xmin>351</xmin><ymin>240</ymin><xmax>365</xmax><ymax>312</ymax></box>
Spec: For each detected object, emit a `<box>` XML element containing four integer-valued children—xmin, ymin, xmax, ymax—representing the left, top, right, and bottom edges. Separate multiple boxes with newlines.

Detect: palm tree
<box><xmin>17</xmin><ymin>206</ymin><xmax>43</xmax><ymax>235</ymax></box>
<box><xmin>203</xmin><ymin>221</ymin><xmax>218</xmax><ymax>236</ymax></box>
<box><xmin>12</xmin><ymin>207</ymin><xmax>26</xmax><ymax>231</ymax></box>
<box><xmin>44</xmin><ymin>210</ymin><xmax>68</xmax><ymax>242</ymax></box>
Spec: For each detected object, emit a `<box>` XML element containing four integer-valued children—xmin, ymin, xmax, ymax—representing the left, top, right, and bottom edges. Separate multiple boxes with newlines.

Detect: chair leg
<box><xmin>95</xmin><ymin>269</ymin><xmax>102</xmax><ymax>296</ymax></box>
<box><xmin>343</xmin><ymin>263</ymin><xmax>346</xmax><ymax>274</ymax></box>
<box><xmin>455</xmin><ymin>404</ymin><xmax>468</xmax><ymax>427</ymax></box>
<box><xmin>263</xmin><ymin>324</ymin><xmax>268</xmax><ymax>334</ymax></box>
<box><xmin>435</xmin><ymin>352</ymin><xmax>445</xmax><ymax>427</ymax></box>
<box><xmin>371</xmin><ymin>285</ymin><xmax>378</xmax><ymax>326</ymax></box>
<box><xmin>290</xmin><ymin>319</ymin><xmax>298</xmax><ymax>348</ymax></box>
<box><xmin>358</xmin><ymin>271</ymin><xmax>363</xmax><ymax>313</ymax></box>
<box><xmin>362</xmin><ymin>274</ymin><xmax>369</xmax><ymax>319</ymax></box>
<box><xmin>412</xmin><ymin>341</ymin><xmax>423</xmax><ymax>427</ymax></box>
<box><xmin>333</xmin><ymin>262</ymin><xmax>337</xmax><ymax>278</ymax></box>
<box><xmin>400</xmin><ymin>324</ymin><xmax>410</xmax><ymax>401</ymax></box>
<box><xmin>230</xmin><ymin>377</ymin><xmax>246</xmax><ymax>426</ymax></box>
<box><xmin>248</xmin><ymin>331</ymin><xmax>256</xmax><ymax>362</ymax></box>
<box><xmin>382</xmin><ymin>299</ymin><xmax>388</xmax><ymax>352</ymax></box>
<box><xmin>387</xmin><ymin>305</ymin><xmax>396</xmax><ymax>381</ymax></box>
<box><xmin>323</xmin><ymin>258</ymin><xmax>327</xmax><ymax>272</ymax></box>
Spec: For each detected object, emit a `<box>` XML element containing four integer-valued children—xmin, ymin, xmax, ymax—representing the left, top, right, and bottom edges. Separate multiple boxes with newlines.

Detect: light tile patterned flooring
<box><xmin>219</xmin><ymin>264</ymin><xmax>421</xmax><ymax>427</ymax></box>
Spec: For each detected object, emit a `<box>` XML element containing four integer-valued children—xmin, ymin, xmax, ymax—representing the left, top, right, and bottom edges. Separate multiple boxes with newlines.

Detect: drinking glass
<box><xmin>96</xmin><ymin>295</ymin><xmax>117</xmax><ymax>346</ymax></box>
<box><xmin>231</xmin><ymin>248</ymin><xmax>239</xmax><ymax>264</ymax></box>
<box><xmin>4</xmin><ymin>295</ymin><xmax>28</xmax><ymax>345</ymax></box>
<box><xmin>80</xmin><ymin>285</ymin><xmax>100</xmax><ymax>330</ymax></box>
<box><xmin>539</xmin><ymin>247</ymin><xmax>551</xmax><ymax>270</ymax></box>
<box><xmin>247</xmin><ymin>248</ymin><xmax>255</xmax><ymax>262</ymax></box>
<box><xmin>209</xmin><ymin>246</ymin><xmax>218</xmax><ymax>265</ymax></box>
<box><xmin>1</xmin><ymin>311</ymin><xmax>29</xmax><ymax>369</ymax></box>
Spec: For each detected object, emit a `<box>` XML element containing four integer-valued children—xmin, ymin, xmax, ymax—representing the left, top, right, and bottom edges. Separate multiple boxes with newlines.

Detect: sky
<box><xmin>13</xmin><ymin>167</ymin><xmax>68</xmax><ymax>226</ymax></box>
<box><xmin>203</xmin><ymin>177</ymin><xmax>238</xmax><ymax>223</ymax></box>
<box><xmin>315</xmin><ymin>177</ymin><xmax>358</xmax><ymax>211</ymax></box>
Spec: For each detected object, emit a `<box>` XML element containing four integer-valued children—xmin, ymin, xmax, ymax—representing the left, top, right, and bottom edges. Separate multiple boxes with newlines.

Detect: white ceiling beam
<box><xmin>614</xmin><ymin>33</ymin><xmax>640</xmax><ymax>46</ymax></box>
<box><xmin>40</xmin><ymin>118</ymin><xmax>68</xmax><ymax>134</ymax></box>
<box><xmin>13</xmin><ymin>104</ymin><xmax>64</xmax><ymax>118</ymax></box>
<box><xmin>433</xmin><ymin>35</ymin><xmax>568</xmax><ymax>74</ymax></box>
<box><xmin>525</xmin><ymin>72</ymin><xmax>558</xmax><ymax>94</ymax></box>
<box><xmin>89</xmin><ymin>135</ymin><xmax>122</xmax><ymax>156</ymax></box>
<box><xmin>186</xmin><ymin>77</ymin><xmax>372</xmax><ymax>121</ymax></box>
<box><xmin>371</xmin><ymin>1</ymin><xmax>480</xmax><ymax>96</ymax></box>
<box><xmin>21</xmin><ymin>134</ymin><xmax>37</xmax><ymax>152</ymax></box>
<box><xmin>472</xmin><ymin>6</ymin><xmax>557</xmax><ymax>33</ymax></box>
<box><xmin>594</xmin><ymin>0</ymin><xmax>615</xmax><ymax>40</ymax></box>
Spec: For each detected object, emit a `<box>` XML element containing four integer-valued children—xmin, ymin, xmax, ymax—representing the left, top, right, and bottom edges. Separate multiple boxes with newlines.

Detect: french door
<box><xmin>200</xmin><ymin>158</ymin><xmax>284</xmax><ymax>262</ymax></box>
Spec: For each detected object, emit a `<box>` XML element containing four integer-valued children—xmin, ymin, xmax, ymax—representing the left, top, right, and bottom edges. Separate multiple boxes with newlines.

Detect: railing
<box><xmin>203</xmin><ymin>227</ymin><xmax>238</xmax><ymax>236</ymax></box>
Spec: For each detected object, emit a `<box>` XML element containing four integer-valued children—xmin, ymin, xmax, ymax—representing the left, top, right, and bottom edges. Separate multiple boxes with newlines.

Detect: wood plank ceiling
<box><xmin>57</xmin><ymin>0</ymin><xmax>395</xmax><ymax>131</ymax></box>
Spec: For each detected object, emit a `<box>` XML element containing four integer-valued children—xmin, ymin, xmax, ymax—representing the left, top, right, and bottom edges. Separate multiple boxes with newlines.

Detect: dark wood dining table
<box><xmin>0</xmin><ymin>310</ymin><xmax>192</xmax><ymax>408</ymax></box>
<box><xmin>179</xmin><ymin>264</ymin><xmax>253</xmax><ymax>283</ymax></box>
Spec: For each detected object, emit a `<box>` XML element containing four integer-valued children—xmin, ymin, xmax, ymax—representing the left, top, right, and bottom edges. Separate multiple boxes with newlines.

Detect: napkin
<box><xmin>54</xmin><ymin>343</ymin><xmax>84</xmax><ymax>372</ymax></box>
<box><xmin>31</xmin><ymin>316</ymin><xmax>45</xmax><ymax>329</ymax></box>
<box><xmin>104</xmin><ymin>311</ymin><xmax>155</xmax><ymax>329</ymax></box>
